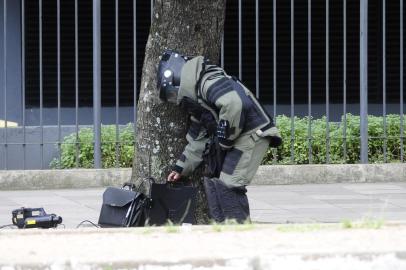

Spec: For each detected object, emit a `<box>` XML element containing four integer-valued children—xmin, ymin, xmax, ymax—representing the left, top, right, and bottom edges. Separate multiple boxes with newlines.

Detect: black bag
<box><xmin>98</xmin><ymin>182</ymin><xmax>150</xmax><ymax>228</ymax></box>
<box><xmin>202</xmin><ymin>136</ymin><xmax>226</xmax><ymax>178</ymax></box>
<box><xmin>148</xmin><ymin>182</ymin><xmax>198</xmax><ymax>225</ymax></box>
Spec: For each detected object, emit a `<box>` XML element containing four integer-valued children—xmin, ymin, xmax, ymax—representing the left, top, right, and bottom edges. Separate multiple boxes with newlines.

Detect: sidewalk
<box><xmin>1</xmin><ymin>182</ymin><xmax>406</xmax><ymax>269</ymax></box>
<box><xmin>0</xmin><ymin>182</ymin><xmax>405</xmax><ymax>228</ymax></box>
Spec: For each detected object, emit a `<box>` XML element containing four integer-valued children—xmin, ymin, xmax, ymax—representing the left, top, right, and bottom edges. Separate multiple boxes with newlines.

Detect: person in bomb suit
<box><xmin>158</xmin><ymin>50</ymin><xmax>282</xmax><ymax>223</ymax></box>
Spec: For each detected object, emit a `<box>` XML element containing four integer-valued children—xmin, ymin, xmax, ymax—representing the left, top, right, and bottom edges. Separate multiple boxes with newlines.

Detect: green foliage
<box><xmin>164</xmin><ymin>220</ymin><xmax>181</xmax><ymax>233</ymax></box>
<box><xmin>263</xmin><ymin>114</ymin><xmax>406</xmax><ymax>165</ymax></box>
<box><xmin>51</xmin><ymin>114</ymin><xmax>406</xmax><ymax>168</ymax></box>
<box><xmin>50</xmin><ymin>124</ymin><xmax>135</xmax><ymax>169</ymax></box>
<box><xmin>341</xmin><ymin>218</ymin><xmax>385</xmax><ymax>229</ymax></box>
<box><xmin>210</xmin><ymin>219</ymin><xmax>255</xmax><ymax>232</ymax></box>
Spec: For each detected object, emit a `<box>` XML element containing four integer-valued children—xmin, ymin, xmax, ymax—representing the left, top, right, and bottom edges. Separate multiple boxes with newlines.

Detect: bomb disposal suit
<box><xmin>158</xmin><ymin>50</ymin><xmax>282</xmax><ymax>223</ymax></box>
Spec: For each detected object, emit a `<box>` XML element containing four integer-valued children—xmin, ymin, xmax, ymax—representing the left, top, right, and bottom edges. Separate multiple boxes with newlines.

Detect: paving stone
<box><xmin>370</xmin><ymin>194</ymin><xmax>406</xmax><ymax>199</ymax></box>
<box><xmin>248</xmin><ymin>199</ymin><xmax>282</xmax><ymax>210</ymax></box>
<box><xmin>276</xmin><ymin>204</ymin><xmax>340</xmax><ymax>210</ymax></box>
<box><xmin>0</xmin><ymin>197</ymin><xmax>18</xmax><ymax>206</ymax></box>
<box><xmin>333</xmin><ymin>203</ymin><xmax>404</xmax><ymax>210</ymax></box>
<box><xmin>321</xmin><ymin>198</ymin><xmax>384</xmax><ymax>204</ymax></box>
<box><xmin>309</xmin><ymin>195</ymin><xmax>372</xmax><ymax>200</ymax></box>
<box><xmin>343</xmin><ymin>184</ymin><xmax>406</xmax><ymax>190</ymax></box>
<box><xmin>8</xmin><ymin>195</ymin><xmax>81</xmax><ymax>207</ymax></box>
<box><xmin>386</xmin><ymin>199</ymin><xmax>406</xmax><ymax>208</ymax></box>
<box><xmin>357</xmin><ymin>190</ymin><xmax>406</xmax><ymax>195</ymax></box>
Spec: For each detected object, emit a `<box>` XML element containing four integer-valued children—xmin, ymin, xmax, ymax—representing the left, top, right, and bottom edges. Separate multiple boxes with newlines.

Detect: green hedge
<box><xmin>263</xmin><ymin>114</ymin><xmax>406</xmax><ymax>165</ymax></box>
<box><xmin>50</xmin><ymin>124</ymin><xmax>135</xmax><ymax>169</ymax></box>
<box><xmin>51</xmin><ymin>115</ymin><xmax>406</xmax><ymax>168</ymax></box>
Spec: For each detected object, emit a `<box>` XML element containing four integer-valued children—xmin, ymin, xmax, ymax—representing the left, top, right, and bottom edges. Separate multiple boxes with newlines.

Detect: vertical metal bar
<box><xmin>39</xmin><ymin>0</ymin><xmax>44</xmax><ymax>169</ymax></box>
<box><xmin>271</xmin><ymin>0</ymin><xmax>278</xmax><ymax>164</ymax></box>
<box><xmin>238</xmin><ymin>0</ymin><xmax>242</xmax><ymax>80</ymax></box>
<box><xmin>133</xmin><ymin>0</ymin><xmax>137</xmax><ymax>133</ymax></box>
<box><xmin>93</xmin><ymin>0</ymin><xmax>102</xmax><ymax>168</ymax></box>
<box><xmin>75</xmin><ymin>0</ymin><xmax>79</xmax><ymax>168</ymax></box>
<box><xmin>255</xmin><ymin>0</ymin><xmax>259</xmax><ymax>99</ymax></box>
<box><xmin>115</xmin><ymin>0</ymin><xmax>120</xmax><ymax>168</ymax></box>
<box><xmin>343</xmin><ymin>0</ymin><xmax>347</xmax><ymax>162</ymax></box>
<box><xmin>150</xmin><ymin>0</ymin><xmax>153</xmax><ymax>23</ymax></box>
<box><xmin>57</xmin><ymin>0</ymin><xmax>61</xmax><ymax>168</ymax></box>
<box><xmin>22</xmin><ymin>0</ymin><xmax>26</xmax><ymax>169</ymax></box>
<box><xmin>401</xmin><ymin>0</ymin><xmax>404</xmax><ymax>162</ymax></box>
<box><xmin>273</xmin><ymin>0</ymin><xmax>276</xmax><ymax>121</ymax></box>
<box><xmin>221</xmin><ymin>32</ymin><xmax>224</xmax><ymax>69</ymax></box>
<box><xmin>291</xmin><ymin>0</ymin><xmax>295</xmax><ymax>164</ymax></box>
<box><xmin>383</xmin><ymin>0</ymin><xmax>387</xmax><ymax>162</ymax></box>
<box><xmin>3</xmin><ymin>0</ymin><xmax>7</xmax><ymax>169</ymax></box>
<box><xmin>308</xmin><ymin>0</ymin><xmax>312</xmax><ymax>164</ymax></box>
<box><xmin>360</xmin><ymin>0</ymin><xmax>369</xmax><ymax>164</ymax></box>
<box><xmin>326</xmin><ymin>0</ymin><xmax>330</xmax><ymax>163</ymax></box>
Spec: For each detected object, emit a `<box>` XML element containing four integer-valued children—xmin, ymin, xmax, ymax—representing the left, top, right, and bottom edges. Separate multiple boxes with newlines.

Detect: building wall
<box><xmin>0</xmin><ymin>0</ymin><xmax>22</xmax><ymax>124</ymax></box>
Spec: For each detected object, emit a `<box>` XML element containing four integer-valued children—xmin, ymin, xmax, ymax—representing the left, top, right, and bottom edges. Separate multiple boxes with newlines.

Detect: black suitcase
<box><xmin>148</xmin><ymin>182</ymin><xmax>198</xmax><ymax>225</ymax></box>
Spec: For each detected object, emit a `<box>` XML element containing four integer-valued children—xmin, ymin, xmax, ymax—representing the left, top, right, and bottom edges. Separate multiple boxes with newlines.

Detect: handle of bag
<box><xmin>136</xmin><ymin>177</ymin><xmax>156</xmax><ymax>196</ymax></box>
<box><xmin>166</xmin><ymin>180</ymin><xmax>193</xmax><ymax>189</ymax></box>
<box><xmin>122</xmin><ymin>182</ymin><xmax>136</xmax><ymax>190</ymax></box>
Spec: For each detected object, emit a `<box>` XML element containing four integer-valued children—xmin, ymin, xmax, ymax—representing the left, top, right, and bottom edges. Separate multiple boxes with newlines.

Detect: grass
<box><xmin>211</xmin><ymin>219</ymin><xmax>256</xmax><ymax>232</ymax></box>
<box><xmin>275</xmin><ymin>217</ymin><xmax>385</xmax><ymax>232</ymax></box>
<box><xmin>164</xmin><ymin>220</ymin><xmax>180</xmax><ymax>233</ymax></box>
<box><xmin>133</xmin><ymin>217</ymin><xmax>385</xmax><ymax>235</ymax></box>
<box><xmin>341</xmin><ymin>217</ymin><xmax>385</xmax><ymax>229</ymax></box>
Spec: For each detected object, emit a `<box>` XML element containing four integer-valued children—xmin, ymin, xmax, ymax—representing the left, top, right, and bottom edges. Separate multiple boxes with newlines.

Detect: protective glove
<box><xmin>256</xmin><ymin>126</ymin><xmax>282</xmax><ymax>147</ymax></box>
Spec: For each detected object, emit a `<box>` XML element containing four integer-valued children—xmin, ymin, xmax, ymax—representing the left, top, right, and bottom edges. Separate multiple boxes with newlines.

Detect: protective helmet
<box><xmin>157</xmin><ymin>50</ymin><xmax>190</xmax><ymax>103</ymax></box>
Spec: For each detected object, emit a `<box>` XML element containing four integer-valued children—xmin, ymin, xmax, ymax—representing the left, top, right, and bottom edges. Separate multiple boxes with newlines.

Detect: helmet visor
<box><xmin>165</xmin><ymin>86</ymin><xmax>179</xmax><ymax>104</ymax></box>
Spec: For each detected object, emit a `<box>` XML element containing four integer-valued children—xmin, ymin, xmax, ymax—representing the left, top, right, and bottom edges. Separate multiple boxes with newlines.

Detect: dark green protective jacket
<box><xmin>174</xmin><ymin>56</ymin><xmax>279</xmax><ymax>177</ymax></box>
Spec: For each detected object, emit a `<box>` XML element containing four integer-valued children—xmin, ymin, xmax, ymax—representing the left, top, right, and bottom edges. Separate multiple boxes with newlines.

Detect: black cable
<box><xmin>76</xmin><ymin>220</ymin><xmax>100</xmax><ymax>228</ymax></box>
<box><xmin>0</xmin><ymin>224</ymin><xmax>17</xmax><ymax>229</ymax></box>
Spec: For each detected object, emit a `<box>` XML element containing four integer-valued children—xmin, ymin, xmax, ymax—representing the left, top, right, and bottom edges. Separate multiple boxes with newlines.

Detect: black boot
<box><xmin>215</xmin><ymin>180</ymin><xmax>250</xmax><ymax>224</ymax></box>
<box><xmin>204</xmin><ymin>177</ymin><xmax>250</xmax><ymax>224</ymax></box>
<box><xmin>203</xmin><ymin>177</ymin><xmax>225</xmax><ymax>223</ymax></box>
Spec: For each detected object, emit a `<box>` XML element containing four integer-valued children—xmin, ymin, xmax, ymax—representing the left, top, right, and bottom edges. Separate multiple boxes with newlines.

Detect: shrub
<box><xmin>263</xmin><ymin>114</ymin><xmax>406</xmax><ymax>165</ymax></box>
<box><xmin>50</xmin><ymin>124</ymin><xmax>135</xmax><ymax>169</ymax></box>
<box><xmin>51</xmin><ymin>114</ymin><xmax>406</xmax><ymax>168</ymax></box>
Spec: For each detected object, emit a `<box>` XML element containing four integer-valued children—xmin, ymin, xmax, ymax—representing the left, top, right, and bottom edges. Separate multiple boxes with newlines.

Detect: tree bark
<box><xmin>131</xmin><ymin>0</ymin><xmax>226</xmax><ymax>224</ymax></box>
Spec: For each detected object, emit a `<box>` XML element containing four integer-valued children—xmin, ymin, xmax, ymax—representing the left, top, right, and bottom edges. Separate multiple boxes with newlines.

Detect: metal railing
<box><xmin>0</xmin><ymin>0</ymin><xmax>405</xmax><ymax>170</ymax></box>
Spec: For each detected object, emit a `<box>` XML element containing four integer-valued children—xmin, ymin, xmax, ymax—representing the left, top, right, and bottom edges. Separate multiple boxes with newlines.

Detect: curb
<box><xmin>0</xmin><ymin>163</ymin><xmax>405</xmax><ymax>190</ymax></box>
<box><xmin>0</xmin><ymin>169</ymin><xmax>129</xmax><ymax>190</ymax></box>
<box><xmin>252</xmin><ymin>163</ymin><xmax>406</xmax><ymax>185</ymax></box>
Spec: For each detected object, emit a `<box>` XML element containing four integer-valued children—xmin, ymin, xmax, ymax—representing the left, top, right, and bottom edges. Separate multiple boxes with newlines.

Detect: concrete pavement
<box><xmin>1</xmin><ymin>182</ymin><xmax>406</xmax><ymax>269</ymax></box>
<box><xmin>0</xmin><ymin>182</ymin><xmax>405</xmax><ymax>228</ymax></box>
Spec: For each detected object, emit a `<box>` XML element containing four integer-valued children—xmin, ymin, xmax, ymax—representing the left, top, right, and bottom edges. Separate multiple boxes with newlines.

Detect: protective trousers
<box><xmin>220</xmin><ymin>132</ymin><xmax>271</xmax><ymax>187</ymax></box>
<box><xmin>203</xmin><ymin>177</ymin><xmax>250</xmax><ymax>223</ymax></box>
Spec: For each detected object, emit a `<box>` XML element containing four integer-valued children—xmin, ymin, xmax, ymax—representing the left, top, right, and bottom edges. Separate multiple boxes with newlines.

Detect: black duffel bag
<box><xmin>98</xmin><ymin>182</ymin><xmax>150</xmax><ymax>228</ymax></box>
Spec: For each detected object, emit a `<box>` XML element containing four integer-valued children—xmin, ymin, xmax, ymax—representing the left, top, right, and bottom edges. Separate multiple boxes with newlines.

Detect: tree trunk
<box><xmin>131</xmin><ymin>0</ymin><xmax>226</xmax><ymax>224</ymax></box>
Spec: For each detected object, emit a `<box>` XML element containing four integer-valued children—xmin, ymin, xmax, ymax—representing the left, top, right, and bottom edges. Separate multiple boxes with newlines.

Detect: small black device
<box><xmin>12</xmin><ymin>207</ymin><xmax>62</xmax><ymax>229</ymax></box>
